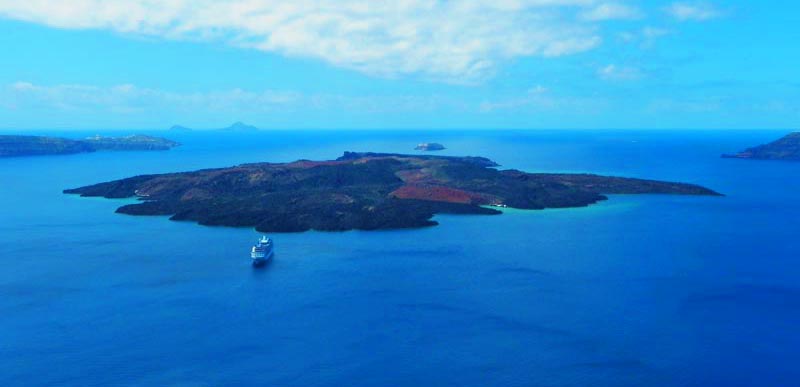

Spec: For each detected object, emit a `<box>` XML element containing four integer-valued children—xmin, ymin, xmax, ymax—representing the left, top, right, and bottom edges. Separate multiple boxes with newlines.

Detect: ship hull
<box><xmin>251</xmin><ymin>250</ymin><xmax>274</xmax><ymax>267</ymax></box>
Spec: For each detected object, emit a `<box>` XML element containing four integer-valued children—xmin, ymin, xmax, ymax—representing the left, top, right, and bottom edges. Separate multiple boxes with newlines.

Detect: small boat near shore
<box><xmin>250</xmin><ymin>236</ymin><xmax>274</xmax><ymax>266</ymax></box>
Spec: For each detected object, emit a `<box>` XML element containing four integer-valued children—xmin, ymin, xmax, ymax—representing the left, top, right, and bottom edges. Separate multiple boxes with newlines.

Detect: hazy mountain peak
<box><xmin>224</xmin><ymin>122</ymin><xmax>259</xmax><ymax>131</ymax></box>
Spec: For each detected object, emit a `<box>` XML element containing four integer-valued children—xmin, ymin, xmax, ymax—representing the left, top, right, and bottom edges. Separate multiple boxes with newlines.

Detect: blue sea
<box><xmin>2</xmin><ymin>130</ymin><xmax>799</xmax><ymax>386</ymax></box>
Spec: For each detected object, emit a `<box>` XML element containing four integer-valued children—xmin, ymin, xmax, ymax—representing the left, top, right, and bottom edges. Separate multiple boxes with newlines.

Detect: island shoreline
<box><xmin>64</xmin><ymin>152</ymin><xmax>721</xmax><ymax>233</ymax></box>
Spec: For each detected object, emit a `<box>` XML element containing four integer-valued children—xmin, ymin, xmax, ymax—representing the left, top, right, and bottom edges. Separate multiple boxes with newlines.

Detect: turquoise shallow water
<box><xmin>1</xmin><ymin>130</ymin><xmax>800</xmax><ymax>386</ymax></box>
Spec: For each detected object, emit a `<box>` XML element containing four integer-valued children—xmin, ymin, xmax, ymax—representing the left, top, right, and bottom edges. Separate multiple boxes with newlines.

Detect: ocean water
<box><xmin>1</xmin><ymin>130</ymin><xmax>799</xmax><ymax>386</ymax></box>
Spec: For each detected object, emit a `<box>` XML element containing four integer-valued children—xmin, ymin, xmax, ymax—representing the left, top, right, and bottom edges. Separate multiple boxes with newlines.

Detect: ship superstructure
<box><xmin>250</xmin><ymin>236</ymin><xmax>274</xmax><ymax>266</ymax></box>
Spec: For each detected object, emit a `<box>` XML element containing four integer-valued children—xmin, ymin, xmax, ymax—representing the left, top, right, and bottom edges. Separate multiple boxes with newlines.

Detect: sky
<box><xmin>0</xmin><ymin>0</ymin><xmax>798</xmax><ymax>130</ymax></box>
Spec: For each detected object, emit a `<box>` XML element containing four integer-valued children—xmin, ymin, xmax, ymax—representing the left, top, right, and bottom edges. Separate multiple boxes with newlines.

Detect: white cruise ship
<box><xmin>250</xmin><ymin>236</ymin><xmax>274</xmax><ymax>266</ymax></box>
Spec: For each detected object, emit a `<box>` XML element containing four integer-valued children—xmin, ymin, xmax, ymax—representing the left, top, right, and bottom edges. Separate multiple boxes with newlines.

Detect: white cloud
<box><xmin>618</xmin><ymin>26</ymin><xmax>671</xmax><ymax>47</ymax></box>
<box><xmin>0</xmin><ymin>0</ymin><xmax>630</xmax><ymax>83</ymax></box>
<box><xmin>5</xmin><ymin>81</ymin><xmax>479</xmax><ymax>118</ymax></box>
<box><xmin>477</xmin><ymin>84</ymin><xmax>605</xmax><ymax>113</ymax></box>
<box><xmin>580</xmin><ymin>2</ymin><xmax>642</xmax><ymax>21</ymax></box>
<box><xmin>642</xmin><ymin>27</ymin><xmax>671</xmax><ymax>40</ymax></box>
<box><xmin>7</xmin><ymin>81</ymin><xmax>302</xmax><ymax>114</ymax></box>
<box><xmin>6</xmin><ymin>80</ymin><xmax>607</xmax><ymax>120</ymax></box>
<box><xmin>597</xmin><ymin>64</ymin><xmax>644</xmax><ymax>81</ymax></box>
<box><xmin>647</xmin><ymin>97</ymin><xmax>723</xmax><ymax>113</ymax></box>
<box><xmin>479</xmin><ymin>87</ymin><xmax>550</xmax><ymax>112</ymax></box>
<box><xmin>664</xmin><ymin>2</ymin><xmax>722</xmax><ymax>21</ymax></box>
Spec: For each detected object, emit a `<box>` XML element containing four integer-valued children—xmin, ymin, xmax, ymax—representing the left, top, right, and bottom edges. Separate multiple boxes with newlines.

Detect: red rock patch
<box><xmin>389</xmin><ymin>184</ymin><xmax>493</xmax><ymax>205</ymax></box>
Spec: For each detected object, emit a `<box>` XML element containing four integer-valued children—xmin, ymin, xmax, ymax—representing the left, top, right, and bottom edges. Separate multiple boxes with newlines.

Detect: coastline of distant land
<box><xmin>0</xmin><ymin>134</ymin><xmax>180</xmax><ymax>158</ymax></box>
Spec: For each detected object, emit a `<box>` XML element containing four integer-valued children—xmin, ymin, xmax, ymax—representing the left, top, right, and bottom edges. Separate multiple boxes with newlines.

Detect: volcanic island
<box><xmin>64</xmin><ymin>152</ymin><xmax>721</xmax><ymax>232</ymax></box>
<box><xmin>722</xmin><ymin>132</ymin><xmax>800</xmax><ymax>161</ymax></box>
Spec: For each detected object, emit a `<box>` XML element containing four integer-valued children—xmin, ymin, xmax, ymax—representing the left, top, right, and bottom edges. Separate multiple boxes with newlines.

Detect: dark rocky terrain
<box><xmin>723</xmin><ymin>132</ymin><xmax>800</xmax><ymax>160</ymax></box>
<box><xmin>0</xmin><ymin>134</ymin><xmax>179</xmax><ymax>157</ymax></box>
<box><xmin>65</xmin><ymin>152</ymin><xmax>721</xmax><ymax>232</ymax></box>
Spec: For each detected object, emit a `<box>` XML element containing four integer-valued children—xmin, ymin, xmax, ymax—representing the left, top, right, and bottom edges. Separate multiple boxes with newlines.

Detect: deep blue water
<box><xmin>2</xmin><ymin>130</ymin><xmax>800</xmax><ymax>386</ymax></box>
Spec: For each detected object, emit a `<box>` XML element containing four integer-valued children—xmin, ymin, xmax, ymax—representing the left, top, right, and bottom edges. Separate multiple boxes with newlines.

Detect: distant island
<box><xmin>168</xmin><ymin>125</ymin><xmax>192</xmax><ymax>132</ymax></box>
<box><xmin>167</xmin><ymin>121</ymin><xmax>259</xmax><ymax>132</ymax></box>
<box><xmin>223</xmin><ymin>122</ymin><xmax>259</xmax><ymax>132</ymax></box>
<box><xmin>65</xmin><ymin>152</ymin><xmax>720</xmax><ymax>232</ymax></box>
<box><xmin>0</xmin><ymin>135</ymin><xmax>179</xmax><ymax>158</ymax></box>
<box><xmin>82</xmin><ymin>135</ymin><xmax>180</xmax><ymax>151</ymax></box>
<box><xmin>415</xmin><ymin>142</ymin><xmax>446</xmax><ymax>151</ymax></box>
<box><xmin>723</xmin><ymin>132</ymin><xmax>800</xmax><ymax>161</ymax></box>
